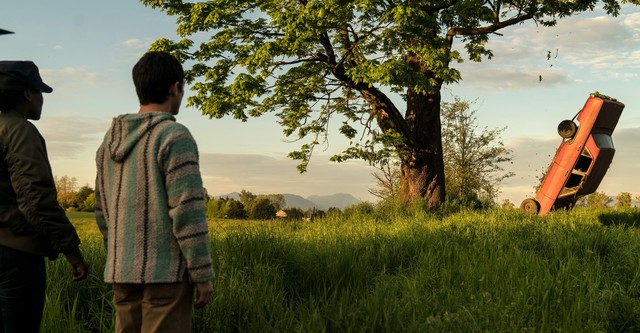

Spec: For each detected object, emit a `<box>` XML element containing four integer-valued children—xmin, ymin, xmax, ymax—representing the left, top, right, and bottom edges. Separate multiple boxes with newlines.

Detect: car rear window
<box><xmin>593</xmin><ymin>133</ymin><xmax>614</xmax><ymax>149</ymax></box>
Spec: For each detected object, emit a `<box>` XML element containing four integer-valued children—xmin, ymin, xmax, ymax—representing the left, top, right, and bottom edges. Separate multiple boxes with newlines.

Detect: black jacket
<box><xmin>0</xmin><ymin>111</ymin><xmax>80</xmax><ymax>258</ymax></box>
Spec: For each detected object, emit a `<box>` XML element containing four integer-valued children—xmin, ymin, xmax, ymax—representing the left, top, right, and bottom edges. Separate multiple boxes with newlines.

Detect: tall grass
<box><xmin>44</xmin><ymin>209</ymin><xmax>640</xmax><ymax>332</ymax></box>
<box><xmin>42</xmin><ymin>212</ymin><xmax>113</xmax><ymax>333</ymax></box>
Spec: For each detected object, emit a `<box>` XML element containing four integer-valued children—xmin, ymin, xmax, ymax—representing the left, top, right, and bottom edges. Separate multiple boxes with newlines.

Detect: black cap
<box><xmin>0</xmin><ymin>61</ymin><xmax>53</xmax><ymax>93</ymax></box>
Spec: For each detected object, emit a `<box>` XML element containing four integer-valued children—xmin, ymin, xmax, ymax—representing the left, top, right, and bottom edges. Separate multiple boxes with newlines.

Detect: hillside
<box><xmin>307</xmin><ymin>193</ymin><xmax>361</xmax><ymax>210</ymax></box>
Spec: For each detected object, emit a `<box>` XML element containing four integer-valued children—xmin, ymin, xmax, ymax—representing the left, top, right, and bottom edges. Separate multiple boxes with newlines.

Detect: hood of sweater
<box><xmin>105</xmin><ymin>112</ymin><xmax>175</xmax><ymax>162</ymax></box>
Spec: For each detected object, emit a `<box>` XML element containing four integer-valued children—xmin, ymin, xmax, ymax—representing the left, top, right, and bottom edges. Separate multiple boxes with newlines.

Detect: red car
<box><xmin>521</xmin><ymin>93</ymin><xmax>625</xmax><ymax>216</ymax></box>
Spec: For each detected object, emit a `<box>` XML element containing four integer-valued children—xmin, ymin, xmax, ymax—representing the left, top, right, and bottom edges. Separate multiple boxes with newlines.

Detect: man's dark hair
<box><xmin>0</xmin><ymin>90</ymin><xmax>23</xmax><ymax>112</ymax></box>
<box><xmin>132</xmin><ymin>51</ymin><xmax>184</xmax><ymax>105</ymax></box>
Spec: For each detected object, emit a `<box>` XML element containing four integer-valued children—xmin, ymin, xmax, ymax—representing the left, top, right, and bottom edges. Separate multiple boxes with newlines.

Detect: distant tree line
<box><xmin>206</xmin><ymin>189</ymin><xmax>334</xmax><ymax>221</ymax></box>
<box><xmin>52</xmin><ymin>177</ymin><xmax>362</xmax><ymax>220</ymax></box>
<box><xmin>575</xmin><ymin>191</ymin><xmax>636</xmax><ymax>210</ymax></box>
<box><xmin>52</xmin><ymin>173</ymin><xmax>639</xmax><ymax>218</ymax></box>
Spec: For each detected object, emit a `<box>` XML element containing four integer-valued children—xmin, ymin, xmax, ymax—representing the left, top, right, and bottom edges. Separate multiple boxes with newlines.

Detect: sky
<box><xmin>1</xmin><ymin>1</ymin><xmax>639</xmax><ymax>206</ymax></box>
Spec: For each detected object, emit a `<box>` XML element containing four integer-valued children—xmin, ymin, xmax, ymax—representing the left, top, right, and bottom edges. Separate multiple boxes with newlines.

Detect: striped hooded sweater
<box><xmin>95</xmin><ymin>112</ymin><xmax>214</xmax><ymax>284</ymax></box>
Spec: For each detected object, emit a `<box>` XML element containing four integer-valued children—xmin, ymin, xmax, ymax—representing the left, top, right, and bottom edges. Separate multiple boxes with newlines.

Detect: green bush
<box><xmin>283</xmin><ymin>207</ymin><xmax>305</xmax><ymax>221</ymax></box>
<box><xmin>207</xmin><ymin>198</ymin><xmax>247</xmax><ymax>219</ymax></box>
<box><xmin>206</xmin><ymin>198</ymin><xmax>225</xmax><ymax>218</ymax></box>
<box><xmin>80</xmin><ymin>192</ymin><xmax>96</xmax><ymax>212</ymax></box>
<box><xmin>247</xmin><ymin>197</ymin><xmax>276</xmax><ymax>220</ymax></box>
<box><xmin>342</xmin><ymin>201</ymin><xmax>375</xmax><ymax>219</ymax></box>
<box><xmin>224</xmin><ymin>199</ymin><xmax>246</xmax><ymax>219</ymax></box>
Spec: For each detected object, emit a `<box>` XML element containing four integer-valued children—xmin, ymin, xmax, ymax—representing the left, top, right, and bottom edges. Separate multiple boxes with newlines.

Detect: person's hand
<box><xmin>63</xmin><ymin>248</ymin><xmax>89</xmax><ymax>282</ymax></box>
<box><xmin>194</xmin><ymin>281</ymin><xmax>213</xmax><ymax>309</ymax></box>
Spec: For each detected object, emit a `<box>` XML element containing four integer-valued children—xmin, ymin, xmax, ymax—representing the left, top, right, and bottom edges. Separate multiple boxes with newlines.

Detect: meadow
<box><xmin>42</xmin><ymin>208</ymin><xmax>640</xmax><ymax>332</ymax></box>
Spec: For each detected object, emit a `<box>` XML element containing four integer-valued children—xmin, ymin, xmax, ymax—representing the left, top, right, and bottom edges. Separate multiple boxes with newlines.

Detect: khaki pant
<box><xmin>112</xmin><ymin>277</ymin><xmax>194</xmax><ymax>333</ymax></box>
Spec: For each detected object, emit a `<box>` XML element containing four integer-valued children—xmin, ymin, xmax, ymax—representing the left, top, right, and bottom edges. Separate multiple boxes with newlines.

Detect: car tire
<box><xmin>558</xmin><ymin>120</ymin><xmax>578</xmax><ymax>139</ymax></box>
<box><xmin>520</xmin><ymin>198</ymin><xmax>540</xmax><ymax>215</ymax></box>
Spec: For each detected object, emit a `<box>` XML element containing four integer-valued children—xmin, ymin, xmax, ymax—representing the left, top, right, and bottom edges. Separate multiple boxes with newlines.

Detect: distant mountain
<box><xmin>218</xmin><ymin>192</ymin><xmax>240</xmax><ymax>201</ymax></box>
<box><xmin>307</xmin><ymin>193</ymin><xmax>361</xmax><ymax>210</ymax></box>
<box><xmin>282</xmin><ymin>194</ymin><xmax>316</xmax><ymax>210</ymax></box>
<box><xmin>214</xmin><ymin>192</ymin><xmax>360</xmax><ymax>210</ymax></box>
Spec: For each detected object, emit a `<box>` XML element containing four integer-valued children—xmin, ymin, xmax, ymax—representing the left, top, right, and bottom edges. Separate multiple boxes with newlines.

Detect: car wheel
<box><xmin>520</xmin><ymin>198</ymin><xmax>540</xmax><ymax>215</ymax></box>
<box><xmin>557</xmin><ymin>120</ymin><xmax>577</xmax><ymax>138</ymax></box>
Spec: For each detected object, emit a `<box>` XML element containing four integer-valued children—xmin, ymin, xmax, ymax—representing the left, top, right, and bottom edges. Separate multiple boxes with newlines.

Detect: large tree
<box><xmin>142</xmin><ymin>0</ymin><xmax>635</xmax><ymax>209</ymax></box>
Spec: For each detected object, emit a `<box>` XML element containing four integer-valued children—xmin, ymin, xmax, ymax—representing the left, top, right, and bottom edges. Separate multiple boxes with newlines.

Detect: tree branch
<box><xmin>316</xmin><ymin>31</ymin><xmax>416</xmax><ymax>148</ymax></box>
<box><xmin>446</xmin><ymin>13</ymin><xmax>534</xmax><ymax>40</ymax></box>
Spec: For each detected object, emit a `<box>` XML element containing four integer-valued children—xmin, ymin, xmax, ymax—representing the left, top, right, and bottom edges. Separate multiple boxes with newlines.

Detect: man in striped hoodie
<box><xmin>95</xmin><ymin>51</ymin><xmax>214</xmax><ymax>332</ymax></box>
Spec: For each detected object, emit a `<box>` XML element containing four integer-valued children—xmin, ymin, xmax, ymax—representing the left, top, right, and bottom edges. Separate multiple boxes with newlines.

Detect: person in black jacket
<box><xmin>0</xmin><ymin>60</ymin><xmax>88</xmax><ymax>333</ymax></box>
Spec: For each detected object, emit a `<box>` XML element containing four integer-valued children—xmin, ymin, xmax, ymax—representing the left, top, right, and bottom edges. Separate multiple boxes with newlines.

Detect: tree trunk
<box><xmin>399</xmin><ymin>89</ymin><xmax>446</xmax><ymax>210</ymax></box>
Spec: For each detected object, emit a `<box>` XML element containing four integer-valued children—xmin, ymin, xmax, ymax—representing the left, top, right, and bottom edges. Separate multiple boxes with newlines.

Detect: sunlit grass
<box><xmin>66</xmin><ymin>211</ymin><xmax>103</xmax><ymax>239</ymax></box>
<box><xmin>44</xmin><ymin>209</ymin><xmax>640</xmax><ymax>332</ymax></box>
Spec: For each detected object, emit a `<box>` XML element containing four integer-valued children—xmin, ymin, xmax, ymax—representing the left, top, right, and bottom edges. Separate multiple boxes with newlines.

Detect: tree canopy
<box><xmin>54</xmin><ymin>175</ymin><xmax>78</xmax><ymax>209</ymax></box>
<box><xmin>142</xmin><ymin>0</ymin><xmax>637</xmax><ymax>209</ymax></box>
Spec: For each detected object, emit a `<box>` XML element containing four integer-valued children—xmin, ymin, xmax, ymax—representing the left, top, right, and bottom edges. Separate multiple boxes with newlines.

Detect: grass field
<box><xmin>42</xmin><ymin>208</ymin><xmax>640</xmax><ymax>332</ymax></box>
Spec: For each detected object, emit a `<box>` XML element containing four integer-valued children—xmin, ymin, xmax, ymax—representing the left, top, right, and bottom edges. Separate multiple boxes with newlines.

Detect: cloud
<box><xmin>37</xmin><ymin>116</ymin><xmax>108</xmax><ymax>158</ymax></box>
<box><xmin>453</xmin><ymin>65</ymin><xmax>572</xmax><ymax>91</ymax></box>
<box><xmin>199</xmin><ymin>153</ymin><xmax>377</xmax><ymax>200</ymax></box>
<box><xmin>502</xmin><ymin>135</ymin><xmax>558</xmax><ymax>187</ymax></box>
<box><xmin>623</xmin><ymin>11</ymin><xmax>640</xmax><ymax>29</ymax></box>
<box><xmin>599</xmin><ymin>127</ymin><xmax>640</xmax><ymax>192</ymax></box>
<box><xmin>528</xmin><ymin>16</ymin><xmax>631</xmax><ymax>49</ymax></box>
<box><xmin>40</xmin><ymin>67</ymin><xmax>106</xmax><ymax>88</ymax></box>
<box><xmin>122</xmin><ymin>38</ymin><xmax>153</xmax><ymax>50</ymax></box>
<box><xmin>453</xmin><ymin>10</ymin><xmax>640</xmax><ymax>91</ymax></box>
